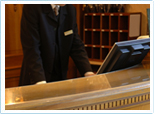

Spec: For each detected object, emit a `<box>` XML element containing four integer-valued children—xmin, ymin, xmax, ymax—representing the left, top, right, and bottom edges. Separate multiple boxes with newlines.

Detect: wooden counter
<box><xmin>5</xmin><ymin>61</ymin><xmax>150</xmax><ymax>110</ymax></box>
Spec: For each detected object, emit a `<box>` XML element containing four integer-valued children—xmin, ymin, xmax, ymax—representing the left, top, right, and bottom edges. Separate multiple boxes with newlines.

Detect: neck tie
<box><xmin>54</xmin><ymin>5</ymin><xmax>60</xmax><ymax>16</ymax></box>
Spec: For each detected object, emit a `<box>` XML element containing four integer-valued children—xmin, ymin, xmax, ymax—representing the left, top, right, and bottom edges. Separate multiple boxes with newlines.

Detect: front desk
<box><xmin>5</xmin><ymin>62</ymin><xmax>150</xmax><ymax>110</ymax></box>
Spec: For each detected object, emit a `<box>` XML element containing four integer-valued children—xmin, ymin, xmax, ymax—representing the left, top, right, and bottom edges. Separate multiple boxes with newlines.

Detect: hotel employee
<box><xmin>19</xmin><ymin>4</ymin><xmax>94</xmax><ymax>86</ymax></box>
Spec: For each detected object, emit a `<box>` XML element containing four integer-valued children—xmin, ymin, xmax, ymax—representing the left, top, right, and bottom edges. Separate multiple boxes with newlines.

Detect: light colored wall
<box><xmin>124</xmin><ymin>4</ymin><xmax>150</xmax><ymax>35</ymax></box>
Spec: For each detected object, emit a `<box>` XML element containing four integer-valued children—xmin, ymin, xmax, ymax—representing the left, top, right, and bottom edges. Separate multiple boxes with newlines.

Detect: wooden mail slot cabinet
<box><xmin>83</xmin><ymin>13</ymin><xmax>141</xmax><ymax>61</ymax></box>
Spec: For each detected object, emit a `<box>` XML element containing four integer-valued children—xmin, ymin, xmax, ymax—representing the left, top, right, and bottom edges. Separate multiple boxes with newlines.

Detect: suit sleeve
<box><xmin>70</xmin><ymin>7</ymin><xmax>92</xmax><ymax>76</ymax></box>
<box><xmin>21</xmin><ymin>5</ymin><xmax>46</xmax><ymax>84</ymax></box>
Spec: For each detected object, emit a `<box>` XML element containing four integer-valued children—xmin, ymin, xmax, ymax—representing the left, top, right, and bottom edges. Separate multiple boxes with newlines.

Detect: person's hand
<box><xmin>84</xmin><ymin>72</ymin><xmax>95</xmax><ymax>77</ymax></box>
<box><xmin>36</xmin><ymin>81</ymin><xmax>46</xmax><ymax>85</ymax></box>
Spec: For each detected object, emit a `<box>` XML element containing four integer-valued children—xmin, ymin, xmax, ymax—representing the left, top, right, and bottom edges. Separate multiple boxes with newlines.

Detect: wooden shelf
<box><xmin>89</xmin><ymin>60</ymin><xmax>102</xmax><ymax>65</ymax></box>
<box><xmin>83</xmin><ymin>12</ymin><xmax>141</xmax><ymax>73</ymax></box>
<box><xmin>83</xmin><ymin>12</ymin><xmax>141</xmax><ymax>62</ymax></box>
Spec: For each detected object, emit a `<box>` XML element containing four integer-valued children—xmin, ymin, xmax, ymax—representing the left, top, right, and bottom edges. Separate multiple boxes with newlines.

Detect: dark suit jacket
<box><xmin>19</xmin><ymin>4</ymin><xmax>92</xmax><ymax>86</ymax></box>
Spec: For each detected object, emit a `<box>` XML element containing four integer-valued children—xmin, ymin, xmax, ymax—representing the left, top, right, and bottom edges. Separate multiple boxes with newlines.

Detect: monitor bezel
<box><xmin>96</xmin><ymin>38</ymin><xmax>150</xmax><ymax>74</ymax></box>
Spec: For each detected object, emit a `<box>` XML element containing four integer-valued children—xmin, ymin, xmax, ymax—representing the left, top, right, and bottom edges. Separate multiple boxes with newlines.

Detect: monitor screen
<box><xmin>96</xmin><ymin>38</ymin><xmax>150</xmax><ymax>74</ymax></box>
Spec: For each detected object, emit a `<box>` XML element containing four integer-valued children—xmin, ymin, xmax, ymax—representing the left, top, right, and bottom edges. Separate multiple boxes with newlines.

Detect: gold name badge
<box><xmin>64</xmin><ymin>30</ymin><xmax>73</xmax><ymax>36</ymax></box>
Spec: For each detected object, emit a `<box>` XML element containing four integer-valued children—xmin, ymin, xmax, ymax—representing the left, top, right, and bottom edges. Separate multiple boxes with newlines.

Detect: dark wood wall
<box><xmin>5</xmin><ymin>4</ymin><xmax>83</xmax><ymax>88</ymax></box>
<box><xmin>5</xmin><ymin>4</ymin><xmax>23</xmax><ymax>88</ymax></box>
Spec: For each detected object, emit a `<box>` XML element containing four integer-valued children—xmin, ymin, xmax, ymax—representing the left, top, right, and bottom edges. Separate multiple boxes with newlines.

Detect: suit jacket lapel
<box><xmin>59</xmin><ymin>5</ymin><xmax>67</xmax><ymax>26</ymax></box>
<box><xmin>43</xmin><ymin>4</ymin><xmax>57</xmax><ymax>22</ymax></box>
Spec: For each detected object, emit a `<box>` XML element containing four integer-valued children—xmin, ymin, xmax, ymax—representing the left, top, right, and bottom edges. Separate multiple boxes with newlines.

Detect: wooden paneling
<box><xmin>5</xmin><ymin>75</ymin><xmax>20</xmax><ymax>88</ymax></box>
<box><xmin>5</xmin><ymin>67</ymin><xmax>21</xmax><ymax>79</ymax></box>
<box><xmin>5</xmin><ymin>53</ymin><xmax>23</xmax><ymax>88</ymax></box>
<box><xmin>72</xmin><ymin>4</ymin><xmax>84</xmax><ymax>40</ymax></box>
<box><xmin>5</xmin><ymin>53</ymin><xmax>23</xmax><ymax>68</ymax></box>
<box><xmin>67</xmin><ymin>57</ymin><xmax>78</xmax><ymax>79</ymax></box>
<box><xmin>5</xmin><ymin>4</ymin><xmax>23</xmax><ymax>88</ymax></box>
<box><xmin>5</xmin><ymin>4</ymin><xmax>23</xmax><ymax>54</ymax></box>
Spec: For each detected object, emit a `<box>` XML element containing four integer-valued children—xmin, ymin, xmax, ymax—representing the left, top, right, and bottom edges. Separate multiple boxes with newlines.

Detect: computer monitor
<box><xmin>96</xmin><ymin>38</ymin><xmax>150</xmax><ymax>74</ymax></box>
